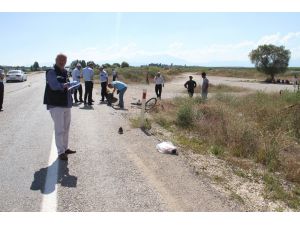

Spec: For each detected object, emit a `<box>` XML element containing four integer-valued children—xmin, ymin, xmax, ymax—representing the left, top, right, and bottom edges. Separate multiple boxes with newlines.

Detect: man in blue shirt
<box><xmin>82</xmin><ymin>62</ymin><xmax>94</xmax><ymax>105</ymax></box>
<box><xmin>108</xmin><ymin>81</ymin><xmax>127</xmax><ymax>109</ymax></box>
<box><xmin>43</xmin><ymin>54</ymin><xmax>76</xmax><ymax>161</ymax></box>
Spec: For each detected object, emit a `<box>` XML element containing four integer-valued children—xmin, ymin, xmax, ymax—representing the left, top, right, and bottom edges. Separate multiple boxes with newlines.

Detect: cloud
<box><xmin>66</xmin><ymin>31</ymin><xmax>300</xmax><ymax>66</ymax></box>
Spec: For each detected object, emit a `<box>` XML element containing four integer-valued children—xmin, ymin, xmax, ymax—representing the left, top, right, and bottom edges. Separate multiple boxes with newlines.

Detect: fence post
<box><xmin>140</xmin><ymin>89</ymin><xmax>147</xmax><ymax>127</ymax></box>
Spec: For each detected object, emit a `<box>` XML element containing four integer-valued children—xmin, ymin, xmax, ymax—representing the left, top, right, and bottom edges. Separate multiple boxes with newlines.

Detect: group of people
<box><xmin>44</xmin><ymin>53</ymin><xmax>209</xmax><ymax>161</ymax></box>
<box><xmin>153</xmin><ymin>71</ymin><xmax>209</xmax><ymax>100</ymax></box>
<box><xmin>70</xmin><ymin>62</ymin><xmax>126</xmax><ymax>109</ymax></box>
<box><xmin>44</xmin><ymin>54</ymin><xmax>129</xmax><ymax>160</ymax></box>
<box><xmin>184</xmin><ymin>72</ymin><xmax>209</xmax><ymax>99</ymax></box>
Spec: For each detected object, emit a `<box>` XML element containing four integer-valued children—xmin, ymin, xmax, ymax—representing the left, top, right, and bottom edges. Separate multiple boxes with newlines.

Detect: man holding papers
<box><xmin>43</xmin><ymin>54</ymin><xmax>76</xmax><ymax>161</ymax></box>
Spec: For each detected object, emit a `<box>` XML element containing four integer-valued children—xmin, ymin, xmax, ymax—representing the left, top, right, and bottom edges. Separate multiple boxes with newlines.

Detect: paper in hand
<box><xmin>67</xmin><ymin>81</ymin><xmax>81</xmax><ymax>91</ymax></box>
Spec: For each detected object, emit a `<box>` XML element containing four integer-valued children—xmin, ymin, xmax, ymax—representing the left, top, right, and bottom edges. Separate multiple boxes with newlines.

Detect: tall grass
<box><xmin>152</xmin><ymin>91</ymin><xmax>300</xmax><ymax>185</ymax></box>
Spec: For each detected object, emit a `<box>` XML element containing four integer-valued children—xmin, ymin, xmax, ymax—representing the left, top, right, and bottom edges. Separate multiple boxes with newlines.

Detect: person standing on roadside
<box><xmin>43</xmin><ymin>54</ymin><xmax>76</xmax><ymax>161</ymax></box>
<box><xmin>112</xmin><ymin>68</ymin><xmax>118</xmax><ymax>81</ymax></box>
<box><xmin>82</xmin><ymin>62</ymin><xmax>94</xmax><ymax>105</ymax></box>
<box><xmin>99</xmin><ymin>66</ymin><xmax>108</xmax><ymax>102</ymax></box>
<box><xmin>108</xmin><ymin>81</ymin><xmax>127</xmax><ymax>109</ymax></box>
<box><xmin>201</xmin><ymin>72</ymin><xmax>209</xmax><ymax>100</ymax></box>
<box><xmin>154</xmin><ymin>72</ymin><xmax>164</xmax><ymax>99</ymax></box>
<box><xmin>72</xmin><ymin>63</ymin><xmax>83</xmax><ymax>103</ymax></box>
<box><xmin>0</xmin><ymin>69</ymin><xmax>4</xmax><ymax>112</ymax></box>
<box><xmin>184</xmin><ymin>75</ymin><xmax>197</xmax><ymax>97</ymax></box>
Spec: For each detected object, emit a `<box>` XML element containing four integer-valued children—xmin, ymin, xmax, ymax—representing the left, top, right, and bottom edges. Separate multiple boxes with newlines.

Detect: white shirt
<box><xmin>82</xmin><ymin>67</ymin><xmax>94</xmax><ymax>81</ymax></box>
<box><xmin>99</xmin><ymin>70</ymin><xmax>108</xmax><ymax>83</ymax></box>
<box><xmin>72</xmin><ymin>68</ymin><xmax>81</xmax><ymax>82</ymax></box>
<box><xmin>154</xmin><ymin>76</ymin><xmax>164</xmax><ymax>85</ymax></box>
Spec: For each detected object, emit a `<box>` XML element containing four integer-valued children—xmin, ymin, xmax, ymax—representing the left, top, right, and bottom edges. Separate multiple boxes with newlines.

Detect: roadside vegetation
<box><xmin>147</xmin><ymin>91</ymin><xmax>300</xmax><ymax>209</ymax></box>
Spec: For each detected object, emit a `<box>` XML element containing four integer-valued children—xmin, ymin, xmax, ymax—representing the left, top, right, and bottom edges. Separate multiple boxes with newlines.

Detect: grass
<box><xmin>129</xmin><ymin>116</ymin><xmax>152</xmax><ymax>130</ymax></box>
<box><xmin>175</xmin><ymin>135</ymin><xmax>206</xmax><ymax>154</ymax></box>
<box><xmin>263</xmin><ymin>173</ymin><xmax>300</xmax><ymax>209</ymax></box>
<box><xmin>150</xmin><ymin>91</ymin><xmax>300</xmax><ymax>189</ymax></box>
<box><xmin>193</xmin><ymin>84</ymin><xmax>249</xmax><ymax>94</ymax></box>
<box><xmin>229</xmin><ymin>191</ymin><xmax>245</xmax><ymax>205</ymax></box>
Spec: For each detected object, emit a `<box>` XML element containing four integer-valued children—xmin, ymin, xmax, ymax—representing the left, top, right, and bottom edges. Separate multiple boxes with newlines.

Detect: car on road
<box><xmin>6</xmin><ymin>70</ymin><xmax>27</xmax><ymax>82</ymax></box>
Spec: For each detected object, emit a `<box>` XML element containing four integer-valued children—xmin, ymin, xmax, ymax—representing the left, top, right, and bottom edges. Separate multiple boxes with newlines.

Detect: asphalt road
<box><xmin>0</xmin><ymin>72</ymin><xmax>240</xmax><ymax>211</ymax></box>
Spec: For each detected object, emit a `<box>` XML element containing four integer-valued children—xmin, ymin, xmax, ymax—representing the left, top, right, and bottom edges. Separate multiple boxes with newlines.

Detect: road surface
<box><xmin>1</xmin><ymin>72</ymin><xmax>278</xmax><ymax>211</ymax></box>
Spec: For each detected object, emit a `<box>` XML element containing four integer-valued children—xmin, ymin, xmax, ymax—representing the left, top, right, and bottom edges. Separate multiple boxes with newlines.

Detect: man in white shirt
<box><xmin>99</xmin><ymin>66</ymin><xmax>108</xmax><ymax>102</ymax></box>
<box><xmin>82</xmin><ymin>63</ymin><xmax>94</xmax><ymax>105</ymax></box>
<box><xmin>154</xmin><ymin>72</ymin><xmax>164</xmax><ymax>99</ymax></box>
<box><xmin>72</xmin><ymin>63</ymin><xmax>83</xmax><ymax>103</ymax></box>
<box><xmin>201</xmin><ymin>72</ymin><xmax>209</xmax><ymax>100</ymax></box>
<box><xmin>112</xmin><ymin>68</ymin><xmax>118</xmax><ymax>81</ymax></box>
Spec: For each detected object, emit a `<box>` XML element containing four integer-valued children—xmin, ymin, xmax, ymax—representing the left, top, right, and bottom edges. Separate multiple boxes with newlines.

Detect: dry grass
<box><xmin>150</xmin><ymin>90</ymin><xmax>300</xmax><ymax>208</ymax></box>
<box><xmin>191</xmin><ymin>84</ymin><xmax>249</xmax><ymax>94</ymax></box>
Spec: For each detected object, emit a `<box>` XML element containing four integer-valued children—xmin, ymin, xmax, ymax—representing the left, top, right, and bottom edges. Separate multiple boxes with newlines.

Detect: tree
<box><xmin>31</xmin><ymin>61</ymin><xmax>40</xmax><ymax>71</ymax></box>
<box><xmin>86</xmin><ymin>61</ymin><xmax>95</xmax><ymax>67</ymax></box>
<box><xmin>121</xmin><ymin>61</ymin><xmax>129</xmax><ymax>68</ymax></box>
<box><xmin>103</xmin><ymin>63</ymin><xmax>111</xmax><ymax>68</ymax></box>
<box><xmin>80</xmin><ymin>60</ymin><xmax>87</xmax><ymax>68</ymax></box>
<box><xmin>113</xmin><ymin>63</ymin><xmax>121</xmax><ymax>68</ymax></box>
<box><xmin>249</xmin><ymin>44</ymin><xmax>291</xmax><ymax>81</ymax></box>
<box><xmin>70</xmin><ymin>60</ymin><xmax>79</xmax><ymax>69</ymax></box>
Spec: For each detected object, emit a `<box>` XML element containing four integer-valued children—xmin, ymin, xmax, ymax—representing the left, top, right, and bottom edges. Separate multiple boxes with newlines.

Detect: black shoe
<box><xmin>65</xmin><ymin>149</ymin><xmax>76</xmax><ymax>154</ymax></box>
<box><xmin>79</xmin><ymin>99</ymin><xmax>84</xmax><ymax>102</ymax></box>
<box><xmin>59</xmin><ymin>153</ymin><xmax>68</xmax><ymax>161</ymax></box>
<box><xmin>88</xmin><ymin>103</ymin><xmax>93</xmax><ymax>105</ymax></box>
<box><xmin>84</xmin><ymin>102</ymin><xmax>87</xmax><ymax>105</ymax></box>
<box><xmin>118</xmin><ymin>127</ymin><xmax>123</xmax><ymax>134</ymax></box>
<box><xmin>0</xmin><ymin>109</ymin><xmax>3</xmax><ymax>112</ymax></box>
<box><xmin>75</xmin><ymin>100</ymin><xmax>79</xmax><ymax>103</ymax></box>
<box><xmin>92</xmin><ymin>99</ymin><xmax>95</xmax><ymax>102</ymax></box>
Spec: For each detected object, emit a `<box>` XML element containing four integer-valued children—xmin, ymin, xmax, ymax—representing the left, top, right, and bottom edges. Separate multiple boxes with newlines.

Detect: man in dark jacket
<box><xmin>43</xmin><ymin>54</ymin><xmax>76</xmax><ymax>161</ymax></box>
<box><xmin>184</xmin><ymin>76</ymin><xmax>197</xmax><ymax>97</ymax></box>
<box><xmin>0</xmin><ymin>69</ymin><xmax>4</xmax><ymax>112</ymax></box>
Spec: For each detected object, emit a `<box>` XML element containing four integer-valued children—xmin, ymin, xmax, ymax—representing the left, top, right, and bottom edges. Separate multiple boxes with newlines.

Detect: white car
<box><xmin>6</xmin><ymin>70</ymin><xmax>27</xmax><ymax>82</ymax></box>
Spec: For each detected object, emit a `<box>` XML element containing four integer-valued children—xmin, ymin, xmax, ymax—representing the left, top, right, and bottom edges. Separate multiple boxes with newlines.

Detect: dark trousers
<box><xmin>113</xmin><ymin>76</ymin><xmax>117</xmax><ymax>81</ymax></box>
<box><xmin>84</xmin><ymin>81</ymin><xmax>93</xmax><ymax>104</ymax></box>
<box><xmin>101</xmin><ymin>81</ymin><xmax>107</xmax><ymax>101</ymax></box>
<box><xmin>188</xmin><ymin>89</ymin><xmax>194</xmax><ymax>97</ymax></box>
<box><xmin>155</xmin><ymin>84</ymin><xmax>162</xmax><ymax>98</ymax></box>
<box><xmin>74</xmin><ymin>84</ymin><xmax>83</xmax><ymax>102</ymax></box>
<box><xmin>0</xmin><ymin>82</ymin><xmax>4</xmax><ymax>110</ymax></box>
<box><xmin>107</xmin><ymin>93</ymin><xmax>113</xmax><ymax>106</ymax></box>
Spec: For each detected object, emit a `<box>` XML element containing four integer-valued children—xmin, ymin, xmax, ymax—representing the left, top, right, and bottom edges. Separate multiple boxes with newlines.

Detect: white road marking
<box><xmin>41</xmin><ymin>132</ymin><xmax>58</xmax><ymax>212</ymax></box>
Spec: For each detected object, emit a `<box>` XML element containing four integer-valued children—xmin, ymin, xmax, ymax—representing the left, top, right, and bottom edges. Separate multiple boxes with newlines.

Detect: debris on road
<box><xmin>118</xmin><ymin>127</ymin><xmax>123</xmax><ymax>134</ymax></box>
<box><xmin>156</xmin><ymin>141</ymin><xmax>177</xmax><ymax>155</ymax></box>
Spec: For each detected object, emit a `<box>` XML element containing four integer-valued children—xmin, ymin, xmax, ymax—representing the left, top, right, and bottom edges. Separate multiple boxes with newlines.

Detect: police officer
<box><xmin>72</xmin><ymin>63</ymin><xmax>83</xmax><ymax>103</ymax></box>
<box><xmin>82</xmin><ymin>62</ymin><xmax>94</xmax><ymax>105</ymax></box>
<box><xmin>99</xmin><ymin>66</ymin><xmax>108</xmax><ymax>102</ymax></box>
<box><xmin>43</xmin><ymin>54</ymin><xmax>76</xmax><ymax>160</ymax></box>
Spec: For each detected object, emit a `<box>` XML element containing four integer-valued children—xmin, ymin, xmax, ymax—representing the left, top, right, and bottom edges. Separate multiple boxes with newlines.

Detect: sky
<box><xmin>0</xmin><ymin>12</ymin><xmax>300</xmax><ymax>67</ymax></box>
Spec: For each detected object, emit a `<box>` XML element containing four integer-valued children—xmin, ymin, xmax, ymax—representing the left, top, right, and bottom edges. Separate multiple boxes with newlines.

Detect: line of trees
<box><xmin>69</xmin><ymin>60</ymin><xmax>130</xmax><ymax>70</ymax></box>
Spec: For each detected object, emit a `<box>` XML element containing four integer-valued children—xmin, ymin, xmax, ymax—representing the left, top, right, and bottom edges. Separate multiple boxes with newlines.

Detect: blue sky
<box><xmin>0</xmin><ymin>13</ymin><xmax>300</xmax><ymax>67</ymax></box>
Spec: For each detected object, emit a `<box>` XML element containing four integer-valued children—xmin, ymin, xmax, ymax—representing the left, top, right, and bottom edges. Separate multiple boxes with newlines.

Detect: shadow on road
<box><xmin>79</xmin><ymin>105</ymin><xmax>94</xmax><ymax>110</ymax></box>
<box><xmin>30</xmin><ymin>159</ymin><xmax>77</xmax><ymax>194</ymax></box>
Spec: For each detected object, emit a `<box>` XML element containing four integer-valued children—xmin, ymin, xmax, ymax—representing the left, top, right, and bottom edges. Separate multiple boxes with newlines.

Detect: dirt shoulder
<box><xmin>120</xmin><ymin>73</ymin><xmax>299</xmax><ymax>211</ymax></box>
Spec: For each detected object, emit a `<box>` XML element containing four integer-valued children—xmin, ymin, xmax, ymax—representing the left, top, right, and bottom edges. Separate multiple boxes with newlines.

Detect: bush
<box><xmin>176</xmin><ymin>101</ymin><xmax>194</xmax><ymax>128</ymax></box>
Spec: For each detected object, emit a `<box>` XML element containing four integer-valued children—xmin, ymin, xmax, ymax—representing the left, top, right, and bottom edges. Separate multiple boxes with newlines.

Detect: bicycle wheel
<box><xmin>145</xmin><ymin>97</ymin><xmax>157</xmax><ymax>111</ymax></box>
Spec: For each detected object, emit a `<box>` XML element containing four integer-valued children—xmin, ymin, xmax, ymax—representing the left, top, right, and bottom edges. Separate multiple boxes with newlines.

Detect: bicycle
<box><xmin>131</xmin><ymin>97</ymin><xmax>158</xmax><ymax>112</ymax></box>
